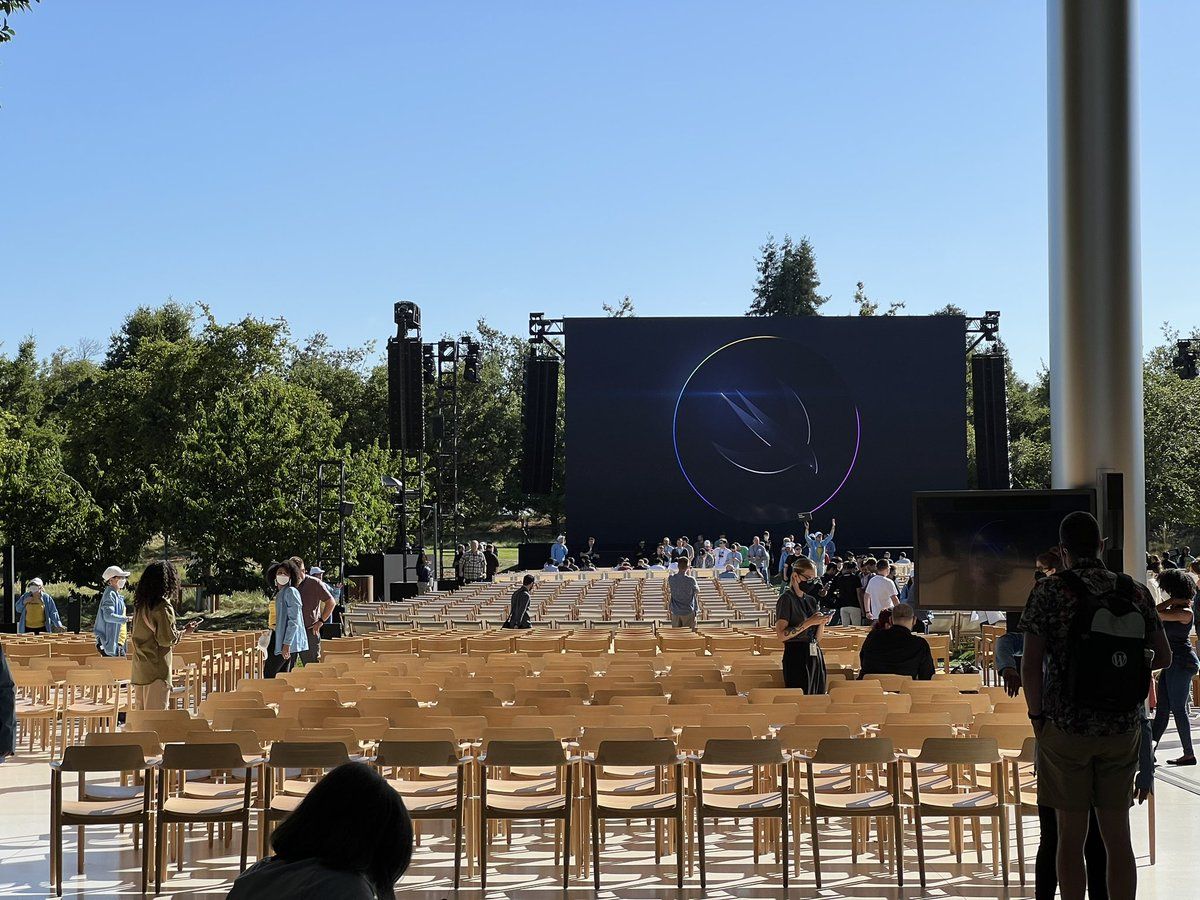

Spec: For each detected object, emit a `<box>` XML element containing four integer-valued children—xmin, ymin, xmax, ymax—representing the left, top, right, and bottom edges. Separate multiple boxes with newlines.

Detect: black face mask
<box><xmin>1033</xmin><ymin>569</ymin><xmax>1047</xmax><ymax>582</ymax></box>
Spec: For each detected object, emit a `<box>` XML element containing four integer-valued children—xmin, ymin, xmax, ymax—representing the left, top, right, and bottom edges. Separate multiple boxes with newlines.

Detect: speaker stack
<box><xmin>387</xmin><ymin>302</ymin><xmax>424</xmax><ymax>453</ymax></box>
<box><xmin>522</xmin><ymin>354</ymin><xmax>559</xmax><ymax>494</ymax></box>
<box><xmin>971</xmin><ymin>353</ymin><xmax>1010</xmax><ymax>490</ymax></box>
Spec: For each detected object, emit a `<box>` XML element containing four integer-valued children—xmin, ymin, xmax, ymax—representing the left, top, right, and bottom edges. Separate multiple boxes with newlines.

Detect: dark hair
<box><xmin>522</xmin><ymin>574</ymin><xmax>536</xmax><ymax>586</ymax></box>
<box><xmin>133</xmin><ymin>561</ymin><xmax>181</xmax><ymax>612</ymax></box>
<box><xmin>1059</xmin><ymin>511</ymin><xmax>1102</xmax><ymax>558</ymax></box>
<box><xmin>271</xmin><ymin>763</ymin><xmax>413</xmax><ymax>898</ymax></box>
<box><xmin>872</xmin><ymin>608</ymin><xmax>894</xmax><ymax>631</ymax></box>
<box><xmin>268</xmin><ymin>559</ymin><xmax>302</xmax><ymax>588</ymax></box>
<box><xmin>288</xmin><ymin>556</ymin><xmax>307</xmax><ymax>572</ymax></box>
<box><xmin>1035</xmin><ymin>549</ymin><xmax>1061</xmax><ymax>571</ymax></box>
<box><xmin>1157</xmin><ymin>569</ymin><xmax>1197</xmax><ymax>601</ymax></box>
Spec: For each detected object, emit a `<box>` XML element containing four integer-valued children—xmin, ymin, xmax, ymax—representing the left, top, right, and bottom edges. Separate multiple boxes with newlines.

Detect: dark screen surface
<box><xmin>564</xmin><ymin>316</ymin><xmax>968</xmax><ymax>551</ymax></box>
<box><xmin>913</xmin><ymin>490</ymin><xmax>1096</xmax><ymax>611</ymax></box>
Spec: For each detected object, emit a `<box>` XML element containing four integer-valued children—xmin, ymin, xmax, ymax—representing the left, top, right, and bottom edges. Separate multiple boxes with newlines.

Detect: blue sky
<box><xmin>1</xmin><ymin>1</ymin><xmax>1197</xmax><ymax>378</ymax></box>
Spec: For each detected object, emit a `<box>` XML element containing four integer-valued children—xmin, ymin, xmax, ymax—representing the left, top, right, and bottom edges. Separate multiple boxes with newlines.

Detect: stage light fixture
<box><xmin>1174</xmin><ymin>340</ymin><xmax>1199</xmax><ymax>380</ymax></box>
<box><xmin>463</xmin><ymin>339</ymin><xmax>481</xmax><ymax>383</ymax></box>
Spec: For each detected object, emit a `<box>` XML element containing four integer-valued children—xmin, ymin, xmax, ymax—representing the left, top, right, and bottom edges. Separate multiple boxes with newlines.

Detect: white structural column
<box><xmin>1047</xmin><ymin>0</ymin><xmax>1145</xmax><ymax>574</ymax></box>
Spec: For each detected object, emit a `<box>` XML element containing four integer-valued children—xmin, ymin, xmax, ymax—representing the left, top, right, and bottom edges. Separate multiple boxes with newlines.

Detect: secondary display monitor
<box><xmin>564</xmin><ymin>315</ymin><xmax>969</xmax><ymax>550</ymax></box>
<box><xmin>912</xmin><ymin>489</ymin><xmax>1097</xmax><ymax>611</ymax></box>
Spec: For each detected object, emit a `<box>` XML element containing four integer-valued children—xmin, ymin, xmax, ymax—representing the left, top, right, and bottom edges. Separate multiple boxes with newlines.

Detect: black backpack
<box><xmin>1057</xmin><ymin>571</ymin><xmax>1151</xmax><ymax>713</ymax></box>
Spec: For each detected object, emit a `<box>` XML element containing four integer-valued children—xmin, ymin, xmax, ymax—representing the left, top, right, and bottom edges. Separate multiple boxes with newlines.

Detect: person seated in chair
<box><xmin>857</xmin><ymin>603</ymin><xmax>935</xmax><ymax>680</ymax></box>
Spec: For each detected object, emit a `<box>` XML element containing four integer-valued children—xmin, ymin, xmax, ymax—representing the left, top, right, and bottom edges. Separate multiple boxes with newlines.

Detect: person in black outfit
<box><xmin>831</xmin><ymin>561</ymin><xmax>866</xmax><ymax>626</ymax></box>
<box><xmin>0</xmin><ymin>641</ymin><xmax>15</xmax><ymax>762</ymax></box>
<box><xmin>857</xmin><ymin>604</ymin><xmax>935</xmax><ymax>679</ymax></box>
<box><xmin>774</xmin><ymin>558</ymin><xmax>832</xmax><ymax>693</ymax></box>
<box><xmin>504</xmin><ymin>575</ymin><xmax>534</xmax><ymax>629</ymax></box>
<box><xmin>483</xmin><ymin>544</ymin><xmax>500</xmax><ymax>582</ymax></box>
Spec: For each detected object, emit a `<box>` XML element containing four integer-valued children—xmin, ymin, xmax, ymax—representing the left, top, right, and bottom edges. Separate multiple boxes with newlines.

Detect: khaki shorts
<box><xmin>1036</xmin><ymin>720</ymin><xmax>1140</xmax><ymax>811</ymax></box>
<box><xmin>670</xmin><ymin>613</ymin><xmax>696</xmax><ymax>629</ymax></box>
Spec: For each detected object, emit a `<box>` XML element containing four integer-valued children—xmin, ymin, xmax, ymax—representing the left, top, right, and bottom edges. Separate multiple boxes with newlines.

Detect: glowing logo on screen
<box><xmin>672</xmin><ymin>336</ymin><xmax>860</xmax><ymax>522</ymax></box>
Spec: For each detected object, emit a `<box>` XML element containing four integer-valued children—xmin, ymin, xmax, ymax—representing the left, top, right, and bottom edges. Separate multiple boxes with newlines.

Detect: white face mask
<box><xmin>114</xmin><ymin>578</ymin><xmax>127</xmax><ymax>590</ymax></box>
<box><xmin>275</xmin><ymin>574</ymin><xmax>291</xmax><ymax>587</ymax></box>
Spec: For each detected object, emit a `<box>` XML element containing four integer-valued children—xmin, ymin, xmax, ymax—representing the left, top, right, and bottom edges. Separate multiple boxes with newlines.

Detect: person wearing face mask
<box><xmin>17</xmin><ymin>578</ymin><xmax>64</xmax><ymax>635</ymax></box>
<box><xmin>775</xmin><ymin>558</ymin><xmax>833</xmax><ymax>693</ymax></box>
<box><xmin>265</xmin><ymin>560</ymin><xmax>307</xmax><ymax>678</ymax></box>
<box><xmin>94</xmin><ymin>565</ymin><xmax>133</xmax><ymax>657</ymax></box>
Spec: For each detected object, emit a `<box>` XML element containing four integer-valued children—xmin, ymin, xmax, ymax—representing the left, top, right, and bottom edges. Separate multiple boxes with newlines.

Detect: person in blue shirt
<box><xmin>17</xmin><ymin>578</ymin><xmax>64</xmax><ymax>634</ymax></box>
<box><xmin>94</xmin><ymin>565</ymin><xmax>132</xmax><ymax>656</ymax></box>
<box><xmin>550</xmin><ymin>535</ymin><xmax>568</xmax><ymax>567</ymax></box>
<box><xmin>803</xmin><ymin>519</ymin><xmax>836</xmax><ymax>578</ymax></box>
<box><xmin>266</xmin><ymin>560</ymin><xmax>308</xmax><ymax>678</ymax></box>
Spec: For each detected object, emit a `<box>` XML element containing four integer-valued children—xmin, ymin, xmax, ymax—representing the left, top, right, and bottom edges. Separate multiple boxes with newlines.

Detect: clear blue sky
<box><xmin>2</xmin><ymin>1</ymin><xmax>1197</xmax><ymax>378</ymax></box>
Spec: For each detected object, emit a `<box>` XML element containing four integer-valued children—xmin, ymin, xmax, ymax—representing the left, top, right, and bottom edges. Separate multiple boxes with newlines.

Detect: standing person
<box><xmin>697</xmin><ymin>541</ymin><xmax>716</xmax><ymax>569</ymax></box>
<box><xmin>266</xmin><ymin>560</ymin><xmax>307</xmax><ymax>678</ymax></box>
<box><xmin>452</xmin><ymin>544</ymin><xmax>466</xmax><ymax>583</ymax></box>
<box><xmin>803</xmin><ymin>518</ymin><xmax>836</xmax><ymax>578</ymax></box>
<box><xmin>832</xmin><ymin>561</ymin><xmax>867</xmax><ymax>626</ymax></box>
<box><xmin>129</xmin><ymin>560</ymin><xmax>200</xmax><ymax>710</ymax></box>
<box><xmin>94</xmin><ymin>565</ymin><xmax>132</xmax><ymax>657</ymax></box>
<box><xmin>775</xmin><ymin>558</ymin><xmax>832</xmax><ymax>693</ymax></box>
<box><xmin>864</xmin><ymin>561</ymin><xmax>900</xmax><ymax>624</ymax></box>
<box><xmin>415</xmin><ymin>553</ymin><xmax>433</xmax><ymax>595</ymax></box>
<box><xmin>461</xmin><ymin>540</ymin><xmax>487</xmax><ymax>584</ymax></box>
<box><xmin>17</xmin><ymin>578</ymin><xmax>64</xmax><ymax>634</ymax></box>
<box><xmin>746</xmin><ymin>536</ymin><xmax>770</xmax><ymax>573</ymax></box>
<box><xmin>713</xmin><ymin>539</ymin><xmax>733</xmax><ymax>571</ymax></box>
<box><xmin>1021</xmin><ymin>511</ymin><xmax>1170</xmax><ymax>900</ymax></box>
<box><xmin>582</xmin><ymin>536</ymin><xmax>598</xmax><ymax>563</ymax></box>
<box><xmin>483</xmin><ymin>543</ymin><xmax>500</xmax><ymax>581</ymax></box>
<box><xmin>291</xmin><ymin>557</ymin><xmax>335</xmax><ymax>666</ymax></box>
<box><xmin>668</xmin><ymin>556</ymin><xmax>700</xmax><ymax>629</ymax></box>
<box><xmin>1152</xmin><ymin>569</ymin><xmax>1198</xmax><ymax>765</ymax></box>
<box><xmin>550</xmin><ymin>535</ymin><xmax>568</xmax><ymax>567</ymax></box>
<box><xmin>504</xmin><ymin>575</ymin><xmax>534</xmax><ymax>629</ymax></box>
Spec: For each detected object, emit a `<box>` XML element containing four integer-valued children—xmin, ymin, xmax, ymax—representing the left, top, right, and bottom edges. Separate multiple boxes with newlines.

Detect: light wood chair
<box><xmin>260</xmin><ymin>741</ymin><xmax>352</xmax><ymax>854</ymax></box>
<box><xmin>50</xmin><ymin>744</ymin><xmax>154</xmax><ymax>897</ymax></box>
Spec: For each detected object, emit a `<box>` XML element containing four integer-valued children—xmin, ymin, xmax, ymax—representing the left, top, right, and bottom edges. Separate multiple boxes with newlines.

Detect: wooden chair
<box><xmin>479</xmin><ymin>739</ymin><xmax>575</xmax><ymax>890</ymax></box>
<box><xmin>260</xmin><ymin>741</ymin><xmax>352</xmax><ymax>854</ymax></box>
<box><xmin>154</xmin><ymin>742</ymin><xmax>258</xmax><ymax>893</ymax></box>
<box><xmin>588</xmin><ymin>739</ymin><xmax>685</xmax><ymax>889</ymax></box>
<box><xmin>907</xmin><ymin>737</ymin><xmax>1009</xmax><ymax>888</ymax></box>
<box><xmin>801</xmin><ymin>737</ymin><xmax>904</xmax><ymax>888</ymax></box>
<box><xmin>693</xmin><ymin>737</ymin><xmax>791</xmax><ymax>889</ymax></box>
<box><xmin>376</xmin><ymin>736</ymin><xmax>470</xmax><ymax>889</ymax></box>
<box><xmin>11</xmin><ymin>666</ymin><xmax>60</xmax><ymax>755</ymax></box>
<box><xmin>50</xmin><ymin>744</ymin><xmax>154</xmax><ymax>897</ymax></box>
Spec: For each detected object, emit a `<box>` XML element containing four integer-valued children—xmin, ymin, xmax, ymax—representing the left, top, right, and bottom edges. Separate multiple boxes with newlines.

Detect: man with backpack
<box><xmin>1021</xmin><ymin>512</ymin><xmax>1170</xmax><ymax>900</ymax></box>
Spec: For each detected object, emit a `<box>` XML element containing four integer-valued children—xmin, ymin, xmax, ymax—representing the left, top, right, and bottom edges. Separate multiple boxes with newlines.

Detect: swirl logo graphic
<box><xmin>672</xmin><ymin>336</ymin><xmax>860</xmax><ymax>522</ymax></box>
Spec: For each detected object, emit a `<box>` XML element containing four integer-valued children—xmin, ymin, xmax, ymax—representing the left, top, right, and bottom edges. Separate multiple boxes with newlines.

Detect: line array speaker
<box><xmin>971</xmin><ymin>352</ymin><xmax>1010</xmax><ymax>490</ymax></box>
<box><xmin>521</xmin><ymin>354</ymin><xmax>560</xmax><ymax>494</ymax></box>
<box><xmin>387</xmin><ymin>337</ymin><xmax>425</xmax><ymax>452</ymax></box>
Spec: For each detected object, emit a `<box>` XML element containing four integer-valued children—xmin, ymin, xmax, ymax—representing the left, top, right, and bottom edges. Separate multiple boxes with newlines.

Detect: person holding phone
<box><xmin>266</xmin><ymin>560</ymin><xmax>307</xmax><ymax>678</ymax></box>
<box><xmin>129</xmin><ymin>561</ymin><xmax>201</xmax><ymax>710</ymax></box>
<box><xmin>775</xmin><ymin>557</ymin><xmax>833</xmax><ymax>693</ymax></box>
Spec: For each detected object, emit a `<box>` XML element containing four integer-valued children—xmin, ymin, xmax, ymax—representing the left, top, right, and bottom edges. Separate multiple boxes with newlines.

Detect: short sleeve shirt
<box><xmin>775</xmin><ymin>586</ymin><xmax>820</xmax><ymax>642</ymax></box>
<box><xmin>1019</xmin><ymin>559</ymin><xmax>1162</xmax><ymax>736</ymax></box>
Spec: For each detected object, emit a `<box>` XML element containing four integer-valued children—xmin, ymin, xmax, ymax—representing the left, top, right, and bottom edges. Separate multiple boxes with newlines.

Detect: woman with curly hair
<box><xmin>1153</xmin><ymin>568</ymin><xmax>1198</xmax><ymax>765</ymax></box>
<box><xmin>130</xmin><ymin>561</ymin><xmax>199</xmax><ymax>710</ymax></box>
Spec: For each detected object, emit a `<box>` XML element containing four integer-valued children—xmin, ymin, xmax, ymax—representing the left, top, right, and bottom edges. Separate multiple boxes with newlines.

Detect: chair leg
<box><xmin>479</xmin><ymin>815</ymin><xmax>488</xmax><ymax>892</ymax></box>
<box><xmin>1016</xmin><ymin>803</ymin><xmax>1026</xmax><ymax>885</ymax></box>
<box><xmin>54</xmin><ymin>824</ymin><xmax>63</xmax><ymax>897</ymax></box>
<box><xmin>915</xmin><ymin>810</ymin><xmax>927</xmax><ymax>888</ymax></box>
<box><xmin>592</xmin><ymin>815</ymin><xmax>601</xmax><ymax>891</ymax></box>
<box><xmin>562</xmin><ymin>812</ymin><xmax>572</xmax><ymax>890</ymax></box>
<box><xmin>894</xmin><ymin>810</ymin><xmax>903</xmax><ymax>888</ymax></box>
<box><xmin>140</xmin><ymin>815</ymin><xmax>149</xmax><ymax>897</ymax></box>
<box><xmin>155</xmin><ymin>815</ymin><xmax>165</xmax><ymax>895</ymax></box>
<box><xmin>697</xmin><ymin>814</ymin><xmax>707</xmax><ymax>891</ymax></box>
<box><xmin>240</xmin><ymin>816</ymin><xmax>250</xmax><ymax>872</ymax></box>
<box><xmin>675</xmin><ymin>812</ymin><xmax>684</xmax><ymax>889</ymax></box>
<box><xmin>998</xmin><ymin>809</ymin><xmax>1010</xmax><ymax>887</ymax></box>
<box><xmin>781</xmin><ymin>810</ymin><xmax>789</xmax><ymax>891</ymax></box>
<box><xmin>810</xmin><ymin>811</ymin><xmax>822</xmax><ymax>889</ymax></box>
<box><xmin>454</xmin><ymin>814</ymin><xmax>463</xmax><ymax>890</ymax></box>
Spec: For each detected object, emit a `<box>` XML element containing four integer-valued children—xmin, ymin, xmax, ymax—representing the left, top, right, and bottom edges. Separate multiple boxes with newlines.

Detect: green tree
<box><xmin>747</xmin><ymin>235</ymin><xmax>829</xmax><ymax>316</ymax></box>
<box><xmin>602</xmin><ymin>296</ymin><xmax>636</xmax><ymax>317</ymax></box>
<box><xmin>0</xmin><ymin>0</ymin><xmax>38</xmax><ymax>46</ymax></box>
<box><xmin>853</xmin><ymin>281</ymin><xmax>906</xmax><ymax>316</ymax></box>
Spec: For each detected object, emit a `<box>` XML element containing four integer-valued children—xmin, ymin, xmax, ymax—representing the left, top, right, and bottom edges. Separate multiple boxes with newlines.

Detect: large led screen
<box><xmin>564</xmin><ymin>316</ymin><xmax>968</xmax><ymax>552</ymax></box>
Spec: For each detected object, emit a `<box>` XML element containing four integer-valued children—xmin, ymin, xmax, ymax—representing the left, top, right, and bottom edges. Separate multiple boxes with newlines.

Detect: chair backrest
<box><xmin>58</xmin><ymin>744</ymin><xmax>148</xmax><ymax>773</ymax></box>
<box><xmin>376</xmin><ymin>739</ymin><xmax>459</xmax><ymax>768</ymax></box>
<box><xmin>700</xmin><ymin>713</ymin><xmax>771</xmax><ymax>736</ymax></box>
<box><xmin>86</xmin><ymin>730</ymin><xmax>162</xmax><ymax>758</ymax></box>
<box><xmin>187</xmin><ymin>729</ymin><xmax>264</xmax><ymax>756</ymax></box>
<box><xmin>484</xmin><ymin>739</ymin><xmax>567</xmax><ymax>768</ymax></box>
<box><xmin>917</xmin><ymin>736</ymin><xmax>1000</xmax><ymax>765</ymax></box>
<box><xmin>594</xmin><ymin>738</ymin><xmax>678</xmax><ymax>767</ymax></box>
<box><xmin>580</xmin><ymin>726</ymin><xmax>654</xmax><ymax>754</ymax></box>
<box><xmin>267</xmin><ymin>740</ymin><xmax>352</xmax><ymax>769</ymax></box>
<box><xmin>677</xmin><ymin>724</ymin><xmax>753</xmax><ymax>753</ymax></box>
<box><xmin>161</xmin><ymin>741</ymin><xmax>249</xmax><ymax>771</ymax></box>
<box><xmin>509</xmin><ymin>715</ymin><xmax>580</xmax><ymax>738</ymax></box>
<box><xmin>700</xmin><ymin>737</ymin><xmax>785</xmax><ymax>766</ymax></box>
<box><xmin>812</xmin><ymin>736</ymin><xmax>896</xmax><ymax>765</ymax></box>
<box><xmin>481</xmin><ymin>726</ymin><xmax>556</xmax><ymax>749</ymax></box>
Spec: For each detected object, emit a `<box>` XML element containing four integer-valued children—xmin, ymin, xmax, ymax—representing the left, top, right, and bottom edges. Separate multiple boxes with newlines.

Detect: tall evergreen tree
<box><xmin>747</xmin><ymin>235</ymin><xmax>829</xmax><ymax>316</ymax></box>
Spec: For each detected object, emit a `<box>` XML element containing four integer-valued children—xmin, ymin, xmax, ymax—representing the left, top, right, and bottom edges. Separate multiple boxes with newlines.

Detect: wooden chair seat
<box><xmin>699</xmin><ymin>790</ymin><xmax>784</xmax><ymax>811</ymax></box>
<box><xmin>918</xmin><ymin>789</ymin><xmax>1003</xmax><ymax>810</ymax></box>
<box><xmin>484</xmin><ymin>791</ymin><xmax>569</xmax><ymax>813</ymax></box>
<box><xmin>400</xmin><ymin>792</ymin><xmax>461</xmax><ymax>813</ymax></box>
<box><xmin>595</xmin><ymin>791</ymin><xmax>678</xmax><ymax>812</ymax></box>
<box><xmin>810</xmin><ymin>789</ymin><xmax>895</xmax><ymax>811</ymax></box>
<box><xmin>486</xmin><ymin>776</ymin><xmax>559</xmax><ymax>795</ymax></box>
<box><xmin>384</xmin><ymin>776</ymin><xmax>457</xmax><ymax>795</ymax></box>
<box><xmin>78</xmin><ymin>783</ymin><xmax>144</xmax><ymax>802</ymax></box>
<box><xmin>594</xmin><ymin>774</ymin><xmax>658</xmax><ymax>794</ymax></box>
<box><xmin>268</xmin><ymin>794</ymin><xmax>305</xmax><ymax>814</ymax></box>
<box><xmin>162</xmin><ymin>795</ymin><xmax>247</xmax><ymax>818</ymax></box>
<box><xmin>60</xmin><ymin>797</ymin><xmax>144</xmax><ymax>820</ymax></box>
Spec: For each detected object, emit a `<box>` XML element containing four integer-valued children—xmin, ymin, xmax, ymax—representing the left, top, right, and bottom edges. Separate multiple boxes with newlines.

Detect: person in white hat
<box><xmin>17</xmin><ymin>578</ymin><xmax>64</xmax><ymax>635</ymax></box>
<box><xmin>94</xmin><ymin>565</ymin><xmax>132</xmax><ymax>656</ymax></box>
